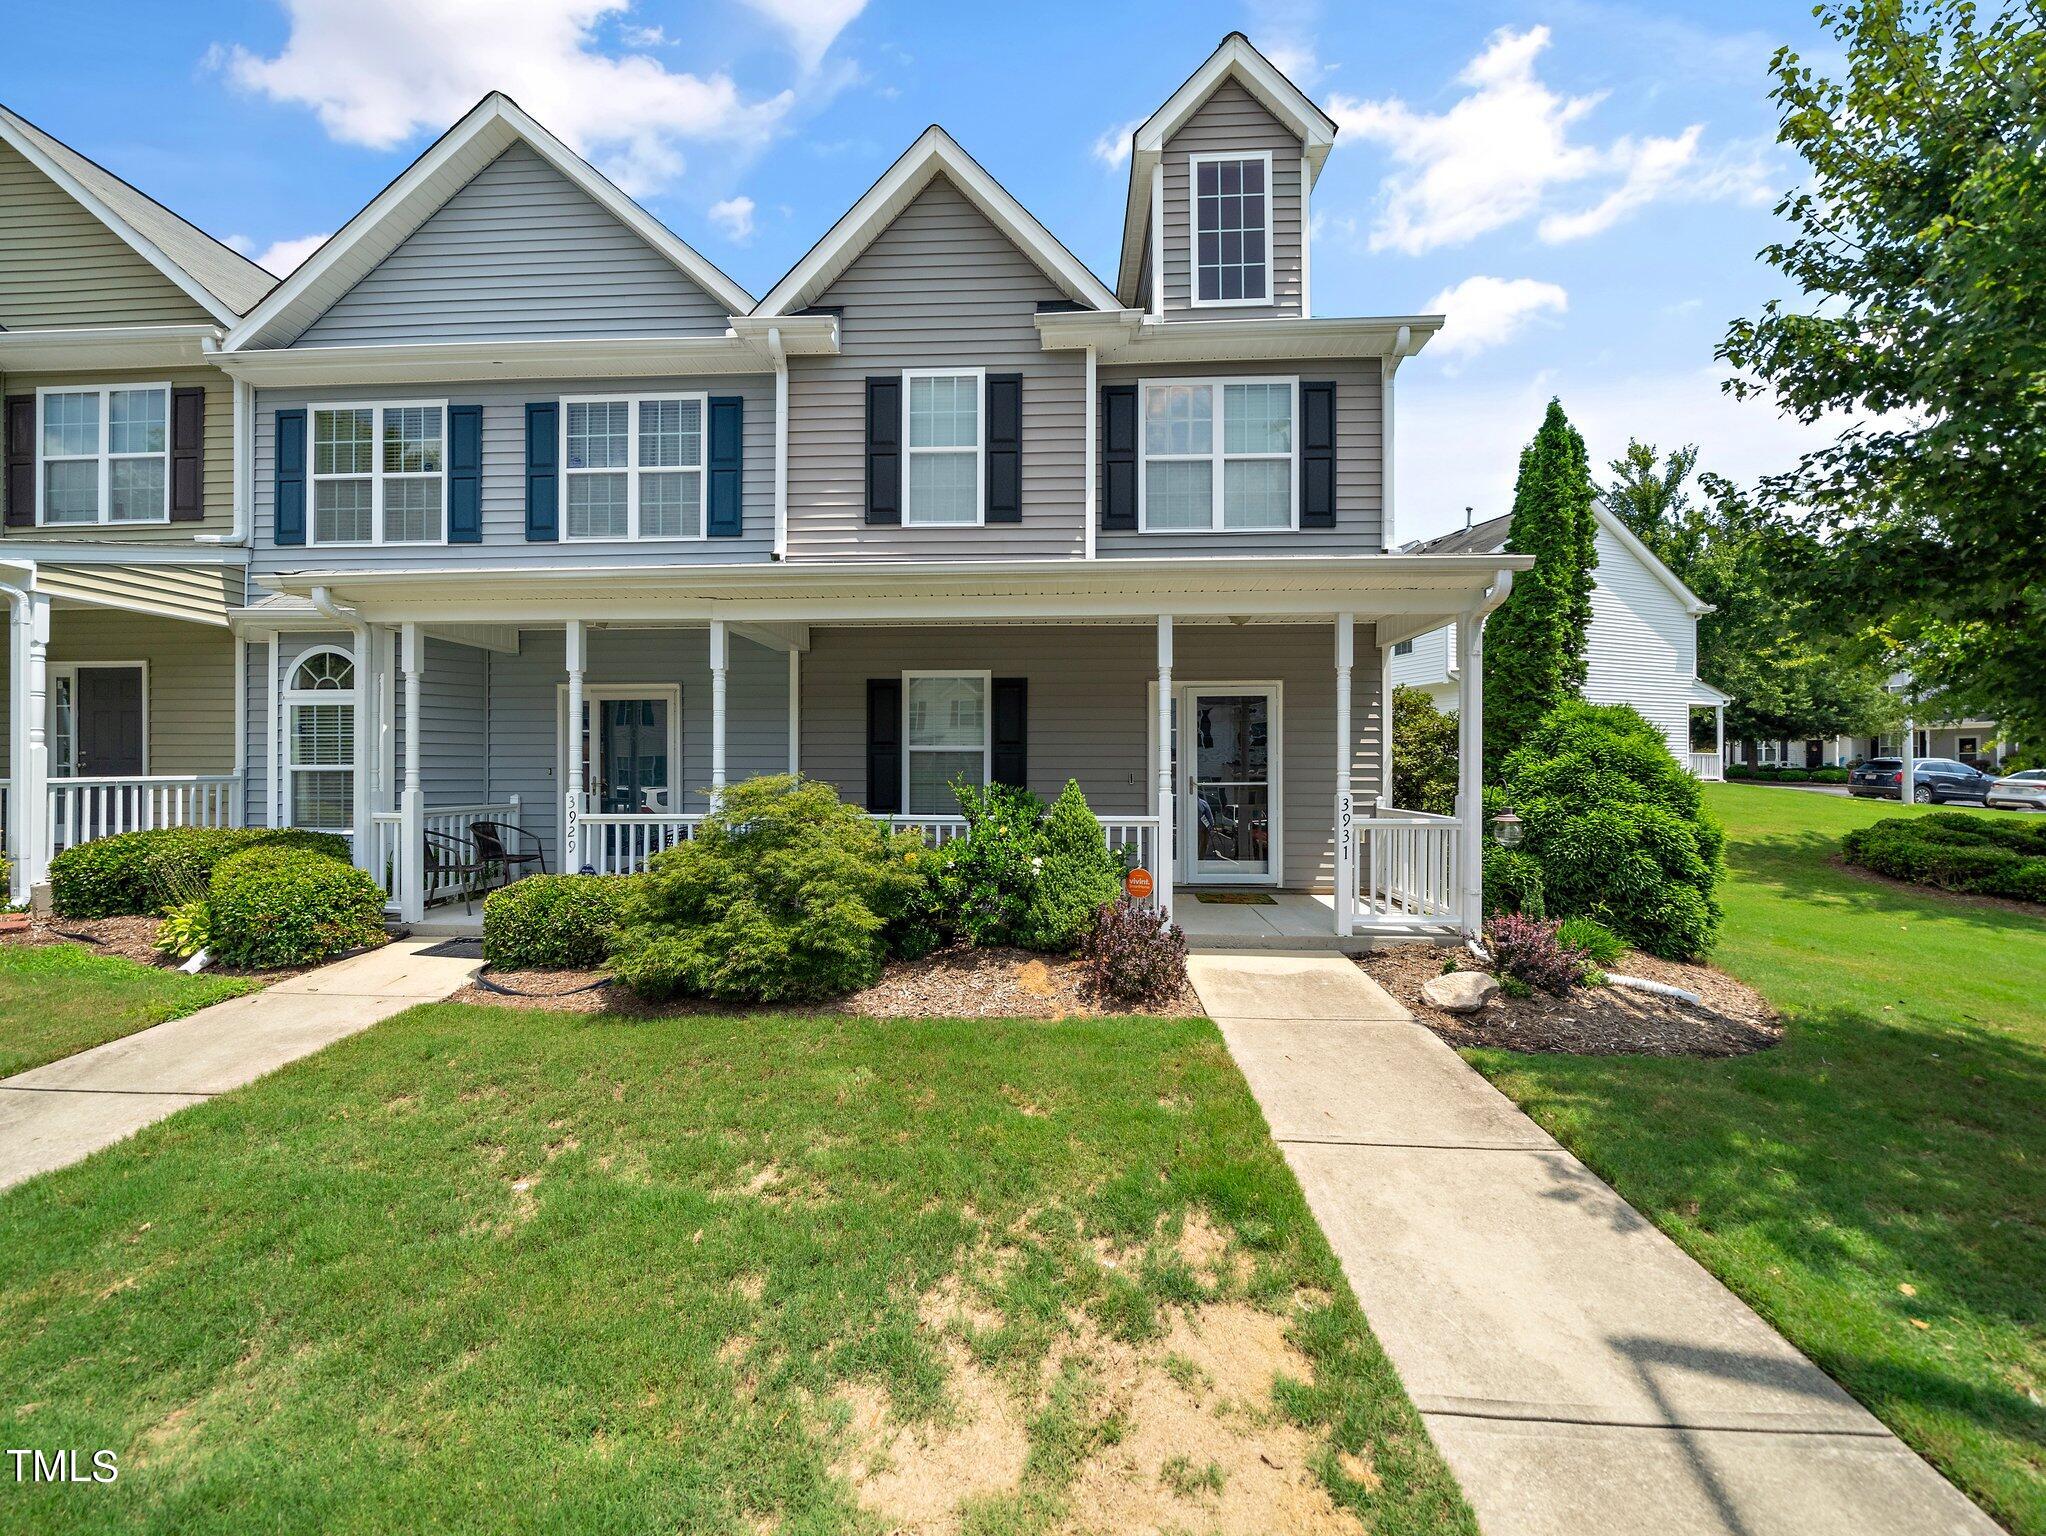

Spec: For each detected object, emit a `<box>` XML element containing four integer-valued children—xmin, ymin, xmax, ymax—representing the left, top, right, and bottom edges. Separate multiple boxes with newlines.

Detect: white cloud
<box><xmin>1249</xmin><ymin>0</ymin><xmax>1323</xmax><ymax>86</ymax></box>
<box><xmin>1090</xmin><ymin>116</ymin><xmax>1144</xmax><ymax>169</ymax></box>
<box><xmin>708</xmin><ymin>194</ymin><xmax>756</xmax><ymax>242</ymax></box>
<box><xmin>1328</xmin><ymin>24</ymin><xmax>1745</xmax><ymax>255</ymax></box>
<box><xmin>619</xmin><ymin>22</ymin><xmax>667</xmax><ymax>46</ymax></box>
<box><xmin>1425</xmin><ymin>275</ymin><xmax>1569</xmax><ymax>359</ymax></box>
<box><xmin>252</xmin><ymin>232</ymin><xmax>331</xmax><ymax>275</ymax></box>
<box><xmin>216</xmin><ymin>0</ymin><xmax>797</xmax><ymax>196</ymax></box>
<box><xmin>740</xmin><ymin>0</ymin><xmax>866</xmax><ymax>73</ymax></box>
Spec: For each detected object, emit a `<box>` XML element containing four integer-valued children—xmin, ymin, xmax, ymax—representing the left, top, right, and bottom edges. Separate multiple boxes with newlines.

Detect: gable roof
<box><xmin>753</xmin><ymin>125</ymin><xmax>1119</xmax><ymax>316</ymax></box>
<box><xmin>1408</xmin><ymin>506</ymin><xmax>1711</xmax><ymax>615</ymax></box>
<box><xmin>224</xmin><ymin>93</ymin><xmax>752</xmax><ymax>351</ymax></box>
<box><xmin>0</xmin><ymin>102</ymin><xmax>274</xmax><ymax>322</ymax></box>
<box><xmin>1116</xmin><ymin>34</ymin><xmax>1338</xmax><ymax>305</ymax></box>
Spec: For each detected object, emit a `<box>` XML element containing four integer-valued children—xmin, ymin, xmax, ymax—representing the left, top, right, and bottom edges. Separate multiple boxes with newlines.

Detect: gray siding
<box><xmin>395</xmin><ymin>636</ymin><xmax>491</xmax><ymax>808</ymax></box>
<box><xmin>785</xmin><ymin>175</ymin><xmax>1086</xmax><ymax>561</ymax></box>
<box><xmin>1096</xmin><ymin>359</ymin><xmax>1382</xmax><ymax>556</ymax></box>
<box><xmin>294</xmin><ymin>143</ymin><xmax>732</xmax><ymax>346</ymax></box>
<box><xmin>1161</xmin><ymin>79</ymin><xmax>1304</xmax><ymax>321</ymax></box>
<box><xmin>252</xmin><ymin>376</ymin><xmax>776</xmax><ymax>575</ymax></box>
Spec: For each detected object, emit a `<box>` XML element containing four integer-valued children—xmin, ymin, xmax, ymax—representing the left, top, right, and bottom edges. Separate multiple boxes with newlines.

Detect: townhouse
<box><xmin>3</xmin><ymin>35</ymin><xmax>1529</xmax><ymax>941</ymax></box>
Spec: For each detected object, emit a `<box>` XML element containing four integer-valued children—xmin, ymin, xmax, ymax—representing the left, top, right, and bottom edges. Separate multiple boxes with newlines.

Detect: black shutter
<box><xmin>447</xmin><ymin>404</ymin><xmax>483</xmax><ymax>543</ymax></box>
<box><xmin>525</xmin><ymin>402</ymin><xmax>558</xmax><ymax>541</ymax></box>
<box><xmin>864</xmin><ymin>375</ymin><xmax>901</xmax><ymax>525</ymax></box>
<box><xmin>991</xmin><ymin>678</ymin><xmax>1028</xmax><ymax>789</ymax></box>
<box><xmin>1100</xmin><ymin>383</ymin><xmax>1137</xmax><ymax>530</ymax></box>
<box><xmin>169</xmin><ymin>386</ymin><xmax>205</xmax><ymax>521</ymax></box>
<box><xmin>866</xmin><ymin>678</ymin><xmax>902</xmax><ymax>813</ymax></box>
<box><xmin>3</xmin><ymin>395</ymin><xmax>33</xmax><ymax>528</ymax></box>
<box><xmin>706</xmin><ymin>395</ymin><xmax>743</xmax><ymax>537</ymax></box>
<box><xmin>273</xmin><ymin>408</ymin><xmax>306</xmax><ymax>546</ymax></box>
<box><xmin>985</xmin><ymin>372</ymin><xmax>1022</xmax><ymax>523</ymax></box>
<box><xmin>1300</xmin><ymin>381</ymin><xmax>1336</xmax><ymax>529</ymax></box>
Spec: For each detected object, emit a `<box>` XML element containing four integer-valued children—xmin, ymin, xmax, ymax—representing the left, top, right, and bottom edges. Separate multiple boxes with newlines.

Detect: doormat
<box><xmin>1194</xmin><ymin>891</ymin><xmax>1277</xmax><ymax>905</ymax></box>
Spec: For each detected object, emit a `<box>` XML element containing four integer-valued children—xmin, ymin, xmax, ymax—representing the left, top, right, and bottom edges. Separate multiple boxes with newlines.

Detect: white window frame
<box><xmin>283</xmin><ymin>646</ymin><xmax>357</xmax><ymax>836</ymax></box>
<box><xmin>901</xmin><ymin>367</ymin><xmax>985</xmax><ymax>528</ymax></box>
<box><xmin>558</xmin><ymin>392</ymin><xmax>711</xmax><ymax>543</ymax></box>
<box><xmin>1187</xmin><ymin>150</ymin><xmax>1274</xmax><ymax>310</ymax></box>
<box><xmin>1137</xmin><ymin>376</ymin><xmax>1299</xmax><ymax>534</ymax></box>
<box><xmin>902</xmin><ymin>669</ymin><xmax>992</xmax><ymax>816</ymax></box>
<box><xmin>35</xmin><ymin>383</ymin><xmax>173</xmax><ymax>526</ymax></box>
<box><xmin>307</xmin><ymin>400</ymin><xmax>450</xmax><ymax>548</ymax></box>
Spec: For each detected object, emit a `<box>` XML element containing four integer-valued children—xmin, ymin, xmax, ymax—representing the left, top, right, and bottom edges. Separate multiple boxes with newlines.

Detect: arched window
<box><xmin>285</xmin><ymin>647</ymin><xmax>355</xmax><ymax>834</ymax></box>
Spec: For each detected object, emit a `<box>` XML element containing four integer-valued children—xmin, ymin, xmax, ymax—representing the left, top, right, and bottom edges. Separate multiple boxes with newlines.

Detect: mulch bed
<box><xmin>1358</xmin><ymin>943</ymin><xmax>1782</xmax><ymax>1058</ymax></box>
<box><xmin>2</xmin><ymin>914</ymin><xmax>359</xmax><ymax>983</ymax></box>
<box><xmin>447</xmin><ymin>943</ymin><xmax>1202</xmax><ymax>1019</ymax></box>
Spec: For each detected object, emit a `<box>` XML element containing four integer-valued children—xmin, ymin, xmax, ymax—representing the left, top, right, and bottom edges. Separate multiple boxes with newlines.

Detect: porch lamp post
<box><xmin>1489</xmin><ymin>809</ymin><xmax>1524</xmax><ymax>849</ymax></box>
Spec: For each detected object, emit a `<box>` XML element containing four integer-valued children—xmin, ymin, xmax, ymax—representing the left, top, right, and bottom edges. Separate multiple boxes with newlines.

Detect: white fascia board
<box><xmin>0</xmin><ymin>323</ymin><xmax>222</xmax><ymax>371</ymax></box>
<box><xmin>0</xmin><ymin>116</ymin><xmax>243</xmax><ymax>327</ymax></box>
<box><xmin>753</xmin><ymin>126</ymin><xmax>1119</xmax><ymax>316</ymax></box>
<box><xmin>1688</xmin><ymin>678</ymin><xmax>1733</xmax><ymax>706</ymax></box>
<box><xmin>206</xmin><ymin>333</ymin><xmax>790</xmax><ymax>386</ymax></box>
<box><xmin>726</xmin><ymin>314</ymin><xmax>841</xmax><ymax>353</ymax></box>
<box><xmin>0</xmin><ymin>544</ymin><xmax>248</xmax><ymax>567</ymax></box>
<box><xmin>1592</xmin><ymin>503</ymin><xmax>1711</xmax><ymax>615</ymax></box>
<box><xmin>1036</xmin><ymin>311</ymin><xmax>1442</xmax><ymax>364</ymax></box>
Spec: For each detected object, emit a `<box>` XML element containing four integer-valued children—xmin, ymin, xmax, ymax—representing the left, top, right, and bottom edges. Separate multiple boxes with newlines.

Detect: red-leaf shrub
<box><xmin>1483</xmin><ymin>912</ymin><xmax>1585</xmax><ymax>996</ymax></box>
<box><xmin>1078</xmin><ymin>897</ymin><xmax>1188</xmax><ymax>1006</ymax></box>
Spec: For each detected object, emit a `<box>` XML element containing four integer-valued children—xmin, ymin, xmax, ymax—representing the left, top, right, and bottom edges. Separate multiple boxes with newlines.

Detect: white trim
<box><xmin>280</xmin><ymin>644</ymin><xmax>358</xmax><ymax>836</ymax></box>
<box><xmin>754</xmin><ymin>125</ymin><xmax>1118</xmax><ymax>316</ymax></box>
<box><xmin>558</xmin><ymin>392</ymin><xmax>711</xmax><ymax>543</ymax></box>
<box><xmin>0</xmin><ymin>324</ymin><xmax>223</xmax><ymax>372</ymax></box>
<box><xmin>1137</xmin><ymin>376</ymin><xmax>1299</xmax><ymax>533</ymax></box>
<box><xmin>1146</xmin><ymin>677</ymin><xmax>1285</xmax><ymax>887</ymax></box>
<box><xmin>1036</xmin><ymin>309</ymin><xmax>1442</xmax><ymax>366</ymax></box>
<box><xmin>554</xmin><ymin>682</ymin><xmax>684</xmax><ymax>815</ymax></box>
<box><xmin>33</xmin><ymin>383</ymin><xmax>173</xmax><ymax>527</ymax></box>
<box><xmin>0</xmin><ymin>544</ymin><xmax>246</xmax><ymax>567</ymax></box>
<box><xmin>47</xmin><ymin>660</ymin><xmax>149</xmax><ymax>778</ymax></box>
<box><xmin>1083</xmin><ymin>345</ymin><xmax>1098</xmax><ymax>560</ymax></box>
<box><xmin>1300</xmin><ymin>168</ymin><xmax>1312</xmax><ymax>319</ymax></box>
<box><xmin>901</xmin><ymin>367</ymin><xmax>986</xmax><ymax>529</ymax></box>
<box><xmin>902</xmin><ymin>669</ymin><xmax>992</xmax><ymax>817</ymax></box>
<box><xmin>787</xmin><ymin>648</ymin><xmax>800</xmax><ymax>775</ymax></box>
<box><xmin>306</xmin><ymin>400</ymin><xmax>452</xmax><ymax>548</ymax></box>
<box><xmin>205</xmin><ymin>328</ymin><xmax>833</xmax><ymax>387</ymax></box>
<box><xmin>1186</xmin><ymin>151</ymin><xmax>1276</xmax><ymax>310</ymax></box>
<box><xmin>267</xmin><ymin>632</ymin><xmax>281</xmax><ymax>826</ymax></box>
<box><xmin>1148</xmin><ymin>164</ymin><xmax>1165</xmax><ymax>320</ymax></box>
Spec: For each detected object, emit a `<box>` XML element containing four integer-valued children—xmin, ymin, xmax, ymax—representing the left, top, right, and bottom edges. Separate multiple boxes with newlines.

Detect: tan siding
<box><xmin>0</xmin><ymin>364</ymin><xmax>235</xmax><ymax>538</ymax></box>
<box><xmin>785</xmin><ymin>176</ymin><xmax>1086</xmax><ymax>561</ymax></box>
<box><xmin>0</xmin><ymin>143</ymin><xmax>212</xmax><ymax>328</ymax></box>
<box><xmin>798</xmin><ymin>622</ymin><xmax>1380</xmax><ymax>889</ymax></box>
<box><xmin>35</xmin><ymin>564</ymin><xmax>237</xmax><ymax>626</ymax></box>
<box><xmin>1161</xmin><ymin>80</ymin><xmax>1304</xmax><ymax>321</ymax></box>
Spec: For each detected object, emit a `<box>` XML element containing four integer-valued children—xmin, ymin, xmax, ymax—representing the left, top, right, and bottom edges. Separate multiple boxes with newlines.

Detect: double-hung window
<box><xmin>1140</xmin><ymin>378</ymin><xmax>1296</xmax><ymax>532</ymax></box>
<box><xmin>904</xmin><ymin>672</ymin><xmax>989</xmax><ymax>815</ymax></box>
<box><xmin>903</xmin><ymin>369</ymin><xmax>982</xmax><ymax>526</ymax></box>
<box><xmin>310</xmin><ymin>402</ymin><xmax>446</xmax><ymax>545</ymax></box>
<box><xmin>285</xmin><ymin>649</ymin><xmax>355</xmax><ymax>836</ymax></box>
<box><xmin>1190</xmin><ymin>152</ymin><xmax>1270</xmax><ymax>306</ymax></box>
<box><xmin>562</xmin><ymin>394</ymin><xmax>706</xmax><ymax>540</ymax></box>
<box><xmin>37</xmin><ymin>384</ymin><xmax>170</xmax><ymax>524</ymax></box>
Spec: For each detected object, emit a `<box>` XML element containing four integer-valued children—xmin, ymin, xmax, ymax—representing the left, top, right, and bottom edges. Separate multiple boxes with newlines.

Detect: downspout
<box><xmin>767</xmin><ymin>325</ymin><xmax>789</xmax><ymax>560</ymax></box>
<box><xmin>195</xmin><ymin>342</ymin><xmax>250</xmax><ymax>546</ymax></box>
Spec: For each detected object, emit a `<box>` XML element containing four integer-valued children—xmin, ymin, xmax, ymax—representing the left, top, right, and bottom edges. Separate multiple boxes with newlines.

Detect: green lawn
<box><xmin>0</xmin><ymin>1006</ymin><xmax>1473</xmax><ymax>1536</ymax></box>
<box><xmin>1469</xmin><ymin>784</ymin><xmax>2045</xmax><ymax>1534</ymax></box>
<box><xmin>0</xmin><ymin>943</ymin><xmax>256</xmax><ymax>1078</ymax></box>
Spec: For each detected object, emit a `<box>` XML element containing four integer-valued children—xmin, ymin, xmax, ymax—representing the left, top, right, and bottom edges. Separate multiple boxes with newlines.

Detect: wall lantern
<box><xmin>1490</xmin><ymin>809</ymin><xmax>1524</xmax><ymax>849</ymax></box>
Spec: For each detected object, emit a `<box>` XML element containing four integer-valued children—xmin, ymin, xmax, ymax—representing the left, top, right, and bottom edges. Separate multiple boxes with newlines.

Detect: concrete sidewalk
<box><xmin>0</xmin><ymin>940</ymin><xmax>478</xmax><ymax>1190</ymax></box>
<box><xmin>1192</xmin><ymin>952</ymin><xmax>1999</xmax><ymax>1536</ymax></box>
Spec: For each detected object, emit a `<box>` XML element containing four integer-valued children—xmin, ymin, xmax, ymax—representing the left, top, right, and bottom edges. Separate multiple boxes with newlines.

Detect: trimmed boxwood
<box><xmin>50</xmin><ymin>827</ymin><xmax>349</xmax><ymax>918</ymax></box>
<box><xmin>207</xmin><ymin>846</ymin><xmax>387</xmax><ymax>969</ymax></box>
<box><xmin>1725</xmin><ymin>765</ymin><xmax>1851</xmax><ymax>784</ymax></box>
<box><xmin>1843</xmin><ymin>813</ymin><xmax>2046</xmax><ymax>903</ymax></box>
<box><xmin>483</xmin><ymin>875</ymin><xmax>638</xmax><ymax>970</ymax></box>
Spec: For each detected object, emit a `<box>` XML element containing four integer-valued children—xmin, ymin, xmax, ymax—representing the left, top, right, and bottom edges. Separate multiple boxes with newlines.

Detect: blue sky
<box><xmin>1</xmin><ymin>0</ymin><xmax>1839</xmax><ymax>542</ymax></box>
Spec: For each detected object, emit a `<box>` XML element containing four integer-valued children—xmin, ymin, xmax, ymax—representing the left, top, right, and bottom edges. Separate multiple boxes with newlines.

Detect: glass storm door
<box><xmin>1181</xmin><ymin>688</ymin><xmax>1275</xmax><ymax>881</ymax></box>
<box><xmin>582</xmin><ymin>696</ymin><xmax>671</xmax><ymax>813</ymax></box>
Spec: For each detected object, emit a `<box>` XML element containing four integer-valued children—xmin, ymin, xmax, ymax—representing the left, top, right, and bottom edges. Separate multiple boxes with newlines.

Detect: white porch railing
<box><xmin>371</xmin><ymin>800</ymin><xmax>523</xmax><ymax>907</ymax></box>
<box><xmin>1352</xmin><ymin>810</ymin><xmax>1463</xmax><ymax>930</ymax></box>
<box><xmin>1690</xmin><ymin>752</ymin><xmax>1725</xmax><ymax>782</ymax></box>
<box><xmin>45</xmin><ymin>775</ymin><xmax>239</xmax><ymax>862</ymax></box>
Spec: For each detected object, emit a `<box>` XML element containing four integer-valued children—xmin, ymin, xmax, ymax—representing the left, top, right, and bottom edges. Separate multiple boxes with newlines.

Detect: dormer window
<box><xmin>1191</xmin><ymin>152</ymin><xmax>1270</xmax><ymax>307</ymax></box>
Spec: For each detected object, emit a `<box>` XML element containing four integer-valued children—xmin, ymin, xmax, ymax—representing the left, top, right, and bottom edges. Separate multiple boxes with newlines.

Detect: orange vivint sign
<box><xmin>1125</xmin><ymin>867</ymin><xmax>1155</xmax><ymax>901</ymax></box>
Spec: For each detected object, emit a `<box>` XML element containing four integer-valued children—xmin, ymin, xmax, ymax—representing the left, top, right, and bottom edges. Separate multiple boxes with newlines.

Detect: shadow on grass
<box><xmin>1723</xmin><ymin>827</ymin><xmax>2043</xmax><ymax>937</ymax></box>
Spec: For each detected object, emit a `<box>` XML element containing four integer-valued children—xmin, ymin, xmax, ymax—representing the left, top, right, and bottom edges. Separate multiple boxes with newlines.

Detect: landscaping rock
<box><xmin>1422</xmin><ymin>971</ymin><xmax>1499</xmax><ymax>1013</ymax></box>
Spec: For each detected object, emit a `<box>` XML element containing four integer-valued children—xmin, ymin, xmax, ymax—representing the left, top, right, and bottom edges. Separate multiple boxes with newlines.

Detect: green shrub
<box><xmin>1556</xmin><ymin>915</ymin><xmax>1626</xmax><ymax>967</ymax></box>
<box><xmin>483</xmin><ymin>875</ymin><xmax>638</xmax><ymax>970</ymax></box>
<box><xmin>153</xmin><ymin>898</ymin><xmax>212</xmax><ymax>961</ymax></box>
<box><xmin>1499</xmin><ymin>700</ymin><xmax>1723</xmax><ymax>959</ymax></box>
<box><xmin>1016</xmin><ymin>781</ymin><xmax>1123</xmax><ymax>953</ymax></box>
<box><xmin>942</xmin><ymin>781</ymin><xmax>1048</xmax><ymax>946</ymax></box>
<box><xmin>1391</xmin><ymin>686</ymin><xmax>1459</xmax><ymax>816</ymax></box>
<box><xmin>207</xmin><ymin>846</ymin><xmax>386</xmax><ymax>969</ymax></box>
<box><xmin>608</xmin><ymin>776</ymin><xmax>927</xmax><ymax>1003</ymax></box>
<box><xmin>1843</xmin><ymin>812</ymin><xmax>2046</xmax><ymax>903</ymax></box>
<box><xmin>1724</xmin><ymin>764</ymin><xmax>1755</xmax><ymax>780</ymax></box>
<box><xmin>50</xmin><ymin>826</ymin><xmax>349</xmax><ymax>918</ymax></box>
<box><xmin>1482</xmin><ymin>842</ymin><xmax>1546</xmax><ymax>919</ymax></box>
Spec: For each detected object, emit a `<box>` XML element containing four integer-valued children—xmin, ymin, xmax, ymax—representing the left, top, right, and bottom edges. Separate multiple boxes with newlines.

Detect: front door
<box><xmin>1178</xmin><ymin>687</ymin><xmax>1278</xmax><ymax>883</ymax></box>
<box><xmin>586</xmin><ymin>696</ymin><xmax>672</xmax><ymax>813</ymax></box>
<box><xmin>73</xmin><ymin>666</ymin><xmax>144</xmax><ymax>778</ymax></box>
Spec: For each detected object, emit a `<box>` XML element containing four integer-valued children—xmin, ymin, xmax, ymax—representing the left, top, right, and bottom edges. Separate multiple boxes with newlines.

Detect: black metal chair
<box><xmin>422</xmin><ymin>829</ymin><xmax>491</xmax><ymax>914</ymax></box>
<box><xmin>469</xmin><ymin>820</ymin><xmax>548</xmax><ymax>887</ymax></box>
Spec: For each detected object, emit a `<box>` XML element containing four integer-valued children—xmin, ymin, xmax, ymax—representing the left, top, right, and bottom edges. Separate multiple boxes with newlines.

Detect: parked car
<box><xmin>1849</xmin><ymin>757</ymin><xmax>1997</xmax><ymax>804</ymax></box>
<box><xmin>1986</xmin><ymin>768</ymin><xmax>2046</xmax><ymax>811</ymax></box>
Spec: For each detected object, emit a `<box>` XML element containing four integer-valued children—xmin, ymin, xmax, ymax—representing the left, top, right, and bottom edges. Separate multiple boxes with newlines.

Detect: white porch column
<box><xmin>266</xmin><ymin>633</ymin><xmax>282</xmax><ymax>827</ymax></box>
<box><xmin>399</xmin><ymin>623</ymin><xmax>425</xmax><ymax>923</ymax></box>
<box><xmin>1333</xmin><ymin>612</ymin><xmax>1355</xmax><ymax>936</ymax></box>
<box><xmin>1156</xmin><ymin>614</ymin><xmax>1174</xmax><ymax>921</ymax></box>
<box><xmin>786</xmin><ymin>648</ymin><xmax>800</xmax><ymax>776</ymax></box>
<box><xmin>349</xmin><ymin>626</ymin><xmax>373</xmax><ymax>872</ymax></box>
<box><xmin>1454</xmin><ymin>610</ymin><xmax>1485</xmax><ymax>935</ymax></box>
<box><xmin>1714</xmin><ymin>704</ymin><xmax>1725</xmax><ymax>767</ymax></box>
<box><xmin>23</xmin><ymin>592</ymin><xmax>50</xmax><ymax>885</ymax></box>
<box><xmin>1379</xmin><ymin>641</ymin><xmax>1396</xmax><ymax>807</ymax></box>
<box><xmin>1901</xmin><ymin>716</ymin><xmax>1917</xmax><ymax>804</ymax></box>
<box><xmin>565</xmin><ymin>620</ymin><xmax>586</xmax><ymax>872</ymax></box>
<box><xmin>4</xmin><ymin>597</ymin><xmax>24</xmax><ymax>903</ymax></box>
<box><xmin>709</xmin><ymin>618</ymin><xmax>729</xmax><ymax>808</ymax></box>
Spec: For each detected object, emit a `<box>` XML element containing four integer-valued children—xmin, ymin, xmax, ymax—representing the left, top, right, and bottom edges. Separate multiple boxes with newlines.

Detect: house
<box><xmin>2</xmin><ymin>36</ymin><xmax>1531</xmax><ymax>943</ymax></box>
<box><xmin>1734</xmin><ymin>717</ymin><xmax>2007</xmax><ymax>772</ymax></box>
<box><xmin>1389</xmin><ymin>506</ymin><xmax>1730</xmax><ymax>779</ymax></box>
<box><xmin>0</xmin><ymin>103</ymin><xmax>275</xmax><ymax>899</ymax></box>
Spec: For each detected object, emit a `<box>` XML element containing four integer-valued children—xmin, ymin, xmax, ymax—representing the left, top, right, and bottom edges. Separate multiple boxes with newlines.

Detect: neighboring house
<box><xmin>1389</xmin><ymin>507</ymin><xmax>1730</xmax><ymax>779</ymax></box>
<box><xmin>0</xmin><ymin>103</ymin><xmax>275</xmax><ymax>898</ymax></box>
<box><xmin>3</xmin><ymin>36</ymin><xmax>1533</xmax><ymax>941</ymax></box>
<box><xmin>1734</xmin><ymin>718</ymin><xmax>2007</xmax><ymax>771</ymax></box>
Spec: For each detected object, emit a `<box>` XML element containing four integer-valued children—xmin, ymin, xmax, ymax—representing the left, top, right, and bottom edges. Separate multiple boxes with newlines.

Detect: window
<box><xmin>903</xmin><ymin>369</ymin><xmax>982</xmax><ymax>526</ymax></box>
<box><xmin>285</xmin><ymin>649</ymin><xmax>355</xmax><ymax>835</ymax></box>
<box><xmin>1393</xmin><ymin>640</ymin><xmax>1414</xmax><ymax>656</ymax></box>
<box><xmin>310</xmin><ymin>402</ymin><xmax>445</xmax><ymax>545</ymax></box>
<box><xmin>37</xmin><ymin>385</ymin><xmax>171</xmax><ymax>525</ymax></box>
<box><xmin>1140</xmin><ymin>379</ymin><xmax>1295</xmax><ymax>532</ymax></box>
<box><xmin>1190</xmin><ymin>152</ymin><xmax>1270</xmax><ymax>306</ymax></box>
<box><xmin>562</xmin><ymin>394</ymin><xmax>706</xmax><ymax>540</ymax></box>
<box><xmin>904</xmin><ymin>672</ymin><xmax>989</xmax><ymax>815</ymax></box>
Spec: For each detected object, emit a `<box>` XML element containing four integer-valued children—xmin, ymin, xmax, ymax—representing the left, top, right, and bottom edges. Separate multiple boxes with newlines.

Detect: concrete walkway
<box><xmin>1191</xmin><ymin>952</ymin><xmax>2000</xmax><ymax>1536</ymax></box>
<box><xmin>0</xmin><ymin>940</ymin><xmax>479</xmax><ymax>1190</ymax></box>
